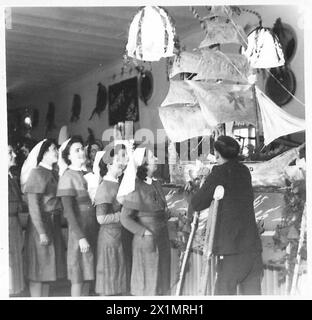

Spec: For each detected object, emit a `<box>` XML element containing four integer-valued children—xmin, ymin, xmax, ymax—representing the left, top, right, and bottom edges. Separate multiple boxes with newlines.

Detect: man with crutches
<box><xmin>190</xmin><ymin>136</ymin><xmax>263</xmax><ymax>295</ymax></box>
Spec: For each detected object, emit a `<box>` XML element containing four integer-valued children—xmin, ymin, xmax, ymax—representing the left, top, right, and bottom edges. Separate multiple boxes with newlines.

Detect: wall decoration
<box><xmin>265</xmin><ymin>18</ymin><xmax>297</xmax><ymax>107</ymax></box>
<box><xmin>89</xmin><ymin>82</ymin><xmax>107</xmax><ymax>120</ymax></box>
<box><xmin>45</xmin><ymin>102</ymin><xmax>56</xmax><ymax>132</ymax></box>
<box><xmin>70</xmin><ymin>94</ymin><xmax>81</xmax><ymax>122</ymax></box>
<box><xmin>265</xmin><ymin>67</ymin><xmax>296</xmax><ymax>107</ymax></box>
<box><xmin>108</xmin><ymin>77</ymin><xmax>139</xmax><ymax>126</ymax></box>
<box><xmin>272</xmin><ymin>18</ymin><xmax>297</xmax><ymax>63</ymax></box>
<box><xmin>139</xmin><ymin>70</ymin><xmax>153</xmax><ymax>105</ymax></box>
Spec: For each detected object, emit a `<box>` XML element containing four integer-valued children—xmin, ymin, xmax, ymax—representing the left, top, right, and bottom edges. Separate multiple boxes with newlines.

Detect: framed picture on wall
<box><xmin>108</xmin><ymin>77</ymin><xmax>139</xmax><ymax>126</ymax></box>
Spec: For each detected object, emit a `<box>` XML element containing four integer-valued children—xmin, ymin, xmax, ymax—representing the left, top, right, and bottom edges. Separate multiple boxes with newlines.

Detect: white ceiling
<box><xmin>6</xmin><ymin>6</ymin><xmax>212</xmax><ymax>98</ymax></box>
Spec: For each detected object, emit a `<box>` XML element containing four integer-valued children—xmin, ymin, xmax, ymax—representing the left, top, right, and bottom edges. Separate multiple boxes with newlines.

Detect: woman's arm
<box><xmin>190</xmin><ymin>167</ymin><xmax>221</xmax><ymax>212</ymax></box>
<box><xmin>61</xmin><ymin>196</ymin><xmax>85</xmax><ymax>240</ymax></box>
<box><xmin>27</xmin><ymin>193</ymin><xmax>46</xmax><ymax>235</ymax></box>
<box><xmin>120</xmin><ymin>207</ymin><xmax>147</xmax><ymax>236</ymax></box>
<box><xmin>96</xmin><ymin>203</ymin><xmax>121</xmax><ymax>225</ymax></box>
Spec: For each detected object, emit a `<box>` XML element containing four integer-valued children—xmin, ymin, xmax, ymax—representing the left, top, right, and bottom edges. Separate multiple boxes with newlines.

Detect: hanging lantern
<box><xmin>126</xmin><ymin>6</ymin><xmax>177</xmax><ymax>61</ymax></box>
<box><xmin>242</xmin><ymin>26</ymin><xmax>285</xmax><ymax>69</ymax></box>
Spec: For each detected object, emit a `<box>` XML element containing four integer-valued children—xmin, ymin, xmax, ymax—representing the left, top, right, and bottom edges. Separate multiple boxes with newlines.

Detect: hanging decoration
<box><xmin>139</xmin><ymin>70</ymin><xmax>154</xmax><ymax>105</ymax></box>
<box><xmin>89</xmin><ymin>82</ymin><xmax>107</xmax><ymax>120</ymax></box>
<box><xmin>240</xmin><ymin>9</ymin><xmax>285</xmax><ymax>70</ymax></box>
<box><xmin>58</xmin><ymin>125</ymin><xmax>69</xmax><ymax>146</ymax></box>
<box><xmin>126</xmin><ymin>6</ymin><xmax>178</xmax><ymax>62</ymax></box>
<box><xmin>70</xmin><ymin>94</ymin><xmax>81</xmax><ymax>122</ymax></box>
<box><xmin>199</xmin><ymin>16</ymin><xmax>247</xmax><ymax>48</ymax></box>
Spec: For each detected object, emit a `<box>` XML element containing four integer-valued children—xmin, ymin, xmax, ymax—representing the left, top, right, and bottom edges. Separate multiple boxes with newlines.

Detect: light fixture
<box><xmin>240</xmin><ymin>10</ymin><xmax>285</xmax><ymax>69</ymax></box>
<box><xmin>126</xmin><ymin>6</ymin><xmax>177</xmax><ymax>62</ymax></box>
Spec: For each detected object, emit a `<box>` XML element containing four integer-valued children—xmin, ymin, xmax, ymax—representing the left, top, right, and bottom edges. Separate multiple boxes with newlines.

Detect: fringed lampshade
<box><xmin>242</xmin><ymin>26</ymin><xmax>285</xmax><ymax>69</ymax></box>
<box><xmin>126</xmin><ymin>6</ymin><xmax>177</xmax><ymax>61</ymax></box>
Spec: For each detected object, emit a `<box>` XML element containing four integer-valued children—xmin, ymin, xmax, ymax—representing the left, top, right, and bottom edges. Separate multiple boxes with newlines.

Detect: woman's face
<box><xmin>146</xmin><ymin>149</ymin><xmax>158</xmax><ymax>176</ymax></box>
<box><xmin>118</xmin><ymin>148</ymin><xmax>128</xmax><ymax>170</ymax></box>
<box><xmin>68</xmin><ymin>142</ymin><xmax>85</xmax><ymax>168</ymax></box>
<box><xmin>43</xmin><ymin>143</ymin><xmax>58</xmax><ymax>165</ymax></box>
<box><xmin>8</xmin><ymin>145</ymin><xmax>16</xmax><ymax>169</ymax></box>
<box><xmin>214</xmin><ymin>149</ymin><xmax>225</xmax><ymax>165</ymax></box>
<box><xmin>90</xmin><ymin>144</ymin><xmax>100</xmax><ymax>162</ymax></box>
<box><xmin>108</xmin><ymin>152</ymin><xmax>124</xmax><ymax>178</ymax></box>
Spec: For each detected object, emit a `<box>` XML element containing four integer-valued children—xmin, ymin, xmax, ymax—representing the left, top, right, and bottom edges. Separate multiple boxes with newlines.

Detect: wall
<box><xmin>10</xmin><ymin>58</ymin><xmax>170</xmax><ymax>144</ymax></box>
<box><xmin>9</xmin><ymin>5</ymin><xmax>305</xmax><ymax>144</ymax></box>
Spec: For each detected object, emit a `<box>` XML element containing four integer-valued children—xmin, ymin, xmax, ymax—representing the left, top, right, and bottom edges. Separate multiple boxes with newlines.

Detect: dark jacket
<box><xmin>191</xmin><ymin>160</ymin><xmax>262</xmax><ymax>255</ymax></box>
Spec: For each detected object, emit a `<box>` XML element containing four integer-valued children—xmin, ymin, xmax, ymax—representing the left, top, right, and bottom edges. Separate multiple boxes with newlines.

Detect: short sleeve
<box><xmin>94</xmin><ymin>181</ymin><xmax>117</xmax><ymax>206</ymax></box>
<box><xmin>24</xmin><ymin>168</ymin><xmax>47</xmax><ymax>194</ymax></box>
<box><xmin>57</xmin><ymin>171</ymin><xmax>77</xmax><ymax>197</ymax></box>
<box><xmin>118</xmin><ymin>188</ymin><xmax>142</xmax><ymax>211</ymax></box>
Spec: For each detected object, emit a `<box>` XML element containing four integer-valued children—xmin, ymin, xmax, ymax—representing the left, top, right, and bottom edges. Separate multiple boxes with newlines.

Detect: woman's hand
<box><xmin>143</xmin><ymin>229</ymin><xmax>153</xmax><ymax>236</ymax></box>
<box><xmin>79</xmin><ymin>238</ymin><xmax>90</xmax><ymax>253</ymax></box>
<box><xmin>39</xmin><ymin>233</ymin><xmax>50</xmax><ymax>246</ymax></box>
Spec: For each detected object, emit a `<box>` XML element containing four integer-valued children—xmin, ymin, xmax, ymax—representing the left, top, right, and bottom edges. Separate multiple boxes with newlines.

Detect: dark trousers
<box><xmin>214</xmin><ymin>252</ymin><xmax>263</xmax><ymax>295</ymax></box>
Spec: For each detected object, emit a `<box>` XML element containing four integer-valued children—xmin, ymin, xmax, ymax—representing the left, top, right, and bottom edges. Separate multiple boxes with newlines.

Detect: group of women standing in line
<box><xmin>8</xmin><ymin>136</ymin><xmax>171</xmax><ymax>297</ymax></box>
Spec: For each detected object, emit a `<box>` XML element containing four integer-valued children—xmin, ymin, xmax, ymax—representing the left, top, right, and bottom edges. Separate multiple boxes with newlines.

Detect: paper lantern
<box><xmin>242</xmin><ymin>27</ymin><xmax>285</xmax><ymax>69</ymax></box>
<box><xmin>126</xmin><ymin>6</ymin><xmax>176</xmax><ymax>61</ymax></box>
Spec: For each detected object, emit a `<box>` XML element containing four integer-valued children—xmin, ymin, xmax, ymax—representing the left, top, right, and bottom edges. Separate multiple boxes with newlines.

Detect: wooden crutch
<box><xmin>175</xmin><ymin>210</ymin><xmax>200</xmax><ymax>296</ymax></box>
<box><xmin>199</xmin><ymin>185</ymin><xmax>225</xmax><ymax>295</ymax></box>
<box><xmin>290</xmin><ymin>204</ymin><xmax>306</xmax><ymax>295</ymax></box>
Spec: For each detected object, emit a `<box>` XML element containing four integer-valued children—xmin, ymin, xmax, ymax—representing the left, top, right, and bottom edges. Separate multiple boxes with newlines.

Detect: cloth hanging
<box><xmin>20</xmin><ymin>139</ymin><xmax>47</xmax><ymax>193</ymax></box>
<box><xmin>84</xmin><ymin>150</ymin><xmax>106</xmax><ymax>204</ymax></box>
<box><xmin>255</xmin><ymin>87</ymin><xmax>305</xmax><ymax>145</ymax></box>
<box><xmin>117</xmin><ymin>147</ymin><xmax>146</xmax><ymax>200</ymax></box>
<box><xmin>187</xmin><ymin>81</ymin><xmax>256</xmax><ymax>127</ymax></box>
<box><xmin>169</xmin><ymin>51</ymin><xmax>203</xmax><ymax>79</ymax></box>
<box><xmin>199</xmin><ymin>17</ymin><xmax>247</xmax><ymax>48</ymax></box>
<box><xmin>158</xmin><ymin>104</ymin><xmax>213</xmax><ymax>142</ymax></box>
<box><xmin>193</xmin><ymin>50</ymin><xmax>250</xmax><ymax>83</ymax></box>
<box><xmin>161</xmin><ymin>80</ymin><xmax>197</xmax><ymax>107</ymax></box>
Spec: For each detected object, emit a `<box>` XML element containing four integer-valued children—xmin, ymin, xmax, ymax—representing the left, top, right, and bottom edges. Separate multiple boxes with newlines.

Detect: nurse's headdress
<box><xmin>117</xmin><ymin>146</ymin><xmax>146</xmax><ymax>202</ymax></box>
<box><xmin>20</xmin><ymin>139</ymin><xmax>47</xmax><ymax>192</ymax></box>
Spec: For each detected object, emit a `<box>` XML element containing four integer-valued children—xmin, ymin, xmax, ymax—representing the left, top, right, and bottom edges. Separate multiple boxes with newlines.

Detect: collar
<box><xmin>39</xmin><ymin>162</ymin><xmax>53</xmax><ymax>170</ymax></box>
<box><xmin>103</xmin><ymin>173</ymin><xmax>119</xmax><ymax>183</ymax></box>
<box><xmin>68</xmin><ymin>164</ymin><xmax>82</xmax><ymax>171</ymax></box>
<box><xmin>144</xmin><ymin>176</ymin><xmax>157</xmax><ymax>185</ymax></box>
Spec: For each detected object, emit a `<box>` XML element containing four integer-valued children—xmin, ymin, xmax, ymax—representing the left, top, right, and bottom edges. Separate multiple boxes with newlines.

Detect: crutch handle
<box><xmin>213</xmin><ymin>185</ymin><xmax>224</xmax><ymax>200</ymax></box>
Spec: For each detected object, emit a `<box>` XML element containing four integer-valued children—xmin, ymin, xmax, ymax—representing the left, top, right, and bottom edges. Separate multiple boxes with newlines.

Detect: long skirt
<box><xmin>95</xmin><ymin>224</ymin><xmax>126</xmax><ymax>295</ymax></box>
<box><xmin>9</xmin><ymin>216</ymin><xmax>24</xmax><ymax>295</ymax></box>
<box><xmin>24</xmin><ymin>212</ymin><xmax>67</xmax><ymax>282</ymax></box>
<box><xmin>67</xmin><ymin>212</ymin><xmax>98</xmax><ymax>284</ymax></box>
<box><xmin>130</xmin><ymin>226</ymin><xmax>171</xmax><ymax>296</ymax></box>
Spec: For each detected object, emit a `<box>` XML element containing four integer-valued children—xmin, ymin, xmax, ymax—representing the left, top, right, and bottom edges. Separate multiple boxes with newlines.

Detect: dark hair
<box><xmin>99</xmin><ymin>144</ymin><xmax>126</xmax><ymax>177</ymax></box>
<box><xmin>62</xmin><ymin>135</ymin><xmax>84</xmax><ymax>166</ymax></box>
<box><xmin>137</xmin><ymin>162</ymin><xmax>148</xmax><ymax>181</ymax></box>
<box><xmin>136</xmin><ymin>147</ymin><xmax>154</xmax><ymax>181</ymax></box>
<box><xmin>37</xmin><ymin>139</ymin><xmax>57</xmax><ymax>165</ymax></box>
<box><xmin>87</xmin><ymin>140</ymin><xmax>103</xmax><ymax>160</ymax></box>
<box><xmin>214</xmin><ymin>136</ymin><xmax>240</xmax><ymax>160</ymax></box>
